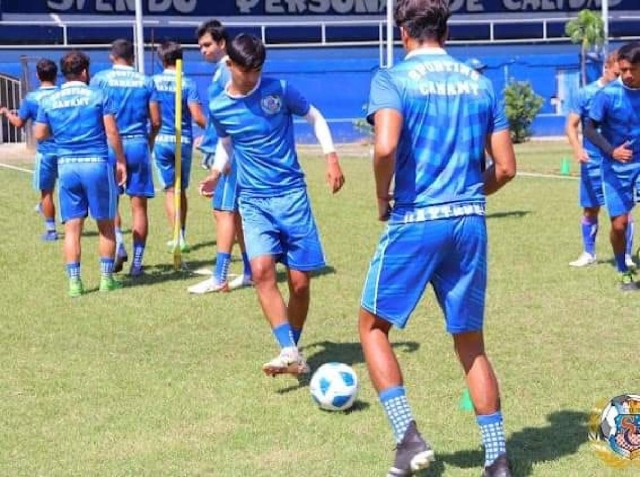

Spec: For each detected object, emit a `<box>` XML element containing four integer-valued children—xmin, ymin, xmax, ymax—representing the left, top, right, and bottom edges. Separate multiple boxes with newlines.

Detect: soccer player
<box><xmin>0</xmin><ymin>58</ymin><xmax>59</xmax><ymax>241</ymax></box>
<box><xmin>34</xmin><ymin>51</ymin><xmax>127</xmax><ymax>296</ymax></box>
<box><xmin>565</xmin><ymin>51</ymin><xmax>635</xmax><ymax>268</ymax></box>
<box><xmin>359</xmin><ymin>1</ymin><xmax>516</xmax><ymax>476</ymax></box>
<box><xmin>152</xmin><ymin>41</ymin><xmax>206</xmax><ymax>252</ymax></box>
<box><xmin>90</xmin><ymin>39</ymin><xmax>161</xmax><ymax>276</ymax></box>
<box><xmin>585</xmin><ymin>42</ymin><xmax>640</xmax><ymax>291</ymax></box>
<box><xmin>200</xmin><ymin>33</ymin><xmax>345</xmax><ymax>375</ymax></box>
<box><xmin>188</xmin><ymin>20</ymin><xmax>253</xmax><ymax>294</ymax></box>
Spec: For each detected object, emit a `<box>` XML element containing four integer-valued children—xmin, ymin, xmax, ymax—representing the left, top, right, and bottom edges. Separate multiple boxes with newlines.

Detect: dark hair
<box><xmin>36</xmin><ymin>58</ymin><xmax>57</xmax><ymax>82</ymax></box>
<box><xmin>111</xmin><ymin>39</ymin><xmax>134</xmax><ymax>62</ymax></box>
<box><xmin>226</xmin><ymin>34</ymin><xmax>266</xmax><ymax>71</ymax></box>
<box><xmin>394</xmin><ymin>0</ymin><xmax>451</xmax><ymax>43</ymax></box>
<box><xmin>196</xmin><ymin>19</ymin><xmax>228</xmax><ymax>44</ymax></box>
<box><xmin>157</xmin><ymin>41</ymin><xmax>183</xmax><ymax>66</ymax></box>
<box><xmin>618</xmin><ymin>42</ymin><xmax>640</xmax><ymax>65</ymax></box>
<box><xmin>60</xmin><ymin>50</ymin><xmax>90</xmax><ymax>79</ymax></box>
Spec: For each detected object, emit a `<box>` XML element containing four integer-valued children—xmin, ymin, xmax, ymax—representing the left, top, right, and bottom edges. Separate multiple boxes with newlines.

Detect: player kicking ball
<box><xmin>200</xmin><ymin>33</ymin><xmax>345</xmax><ymax>376</ymax></box>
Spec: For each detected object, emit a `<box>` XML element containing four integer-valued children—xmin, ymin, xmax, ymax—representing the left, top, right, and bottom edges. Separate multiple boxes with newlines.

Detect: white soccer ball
<box><xmin>310</xmin><ymin>362</ymin><xmax>359</xmax><ymax>412</ymax></box>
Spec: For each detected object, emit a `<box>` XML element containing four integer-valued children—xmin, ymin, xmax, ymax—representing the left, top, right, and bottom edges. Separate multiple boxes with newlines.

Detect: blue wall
<box><xmin>0</xmin><ymin>43</ymin><xmax>613</xmax><ymax>143</ymax></box>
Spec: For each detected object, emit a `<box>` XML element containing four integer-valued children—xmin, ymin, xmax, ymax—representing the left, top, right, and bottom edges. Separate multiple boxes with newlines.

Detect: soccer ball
<box><xmin>309</xmin><ymin>362</ymin><xmax>359</xmax><ymax>412</ymax></box>
<box><xmin>594</xmin><ymin>394</ymin><xmax>640</xmax><ymax>441</ymax></box>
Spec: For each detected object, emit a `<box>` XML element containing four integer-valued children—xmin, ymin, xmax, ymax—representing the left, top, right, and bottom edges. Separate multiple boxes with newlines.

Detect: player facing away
<box><xmin>585</xmin><ymin>42</ymin><xmax>640</xmax><ymax>291</ymax></box>
<box><xmin>91</xmin><ymin>39</ymin><xmax>161</xmax><ymax>276</ymax></box>
<box><xmin>34</xmin><ymin>51</ymin><xmax>127</xmax><ymax>297</ymax></box>
<box><xmin>152</xmin><ymin>41</ymin><xmax>206</xmax><ymax>252</ymax></box>
<box><xmin>565</xmin><ymin>51</ymin><xmax>635</xmax><ymax>268</ymax></box>
<box><xmin>0</xmin><ymin>59</ymin><xmax>59</xmax><ymax>241</ymax></box>
<box><xmin>188</xmin><ymin>19</ymin><xmax>253</xmax><ymax>294</ymax></box>
<box><xmin>200</xmin><ymin>33</ymin><xmax>345</xmax><ymax>376</ymax></box>
<box><xmin>358</xmin><ymin>1</ymin><xmax>516</xmax><ymax>475</ymax></box>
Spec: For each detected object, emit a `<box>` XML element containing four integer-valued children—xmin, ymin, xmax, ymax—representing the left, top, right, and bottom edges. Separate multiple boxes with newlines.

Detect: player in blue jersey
<box><xmin>34</xmin><ymin>51</ymin><xmax>127</xmax><ymax>297</ymax></box>
<box><xmin>565</xmin><ymin>51</ymin><xmax>635</xmax><ymax>268</ymax></box>
<box><xmin>585</xmin><ymin>42</ymin><xmax>640</xmax><ymax>291</ymax></box>
<box><xmin>0</xmin><ymin>59</ymin><xmax>59</xmax><ymax>241</ymax></box>
<box><xmin>91</xmin><ymin>39</ymin><xmax>161</xmax><ymax>276</ymax></box>
<box><xmin>188</xmin><ymin>19</ymin><xmax>253</xmax><ymax>294</ymax></box>
<box><xmin>358</xmin><ymin>1</ymin><xmax>516</xmax><ymax>475</ymax></box>
<box><xmin>152</xmin><ymin>41</ymin><xmax>206</xmax><ymax>252</ymax></box>
<box><xmin>200</xmin><ymin>33</ymin><xmax>345</xmax><ymax>376</ymax></box>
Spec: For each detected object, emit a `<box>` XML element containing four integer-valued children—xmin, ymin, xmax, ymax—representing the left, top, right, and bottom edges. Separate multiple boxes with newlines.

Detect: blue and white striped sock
<box><xmin>380</xmin><ymin>386</ymin><xmax>414</xmax><ymax>444</ymax></box>
<box><xmin>66</xmin><ymin>262</ymin><xmax>80</xmax><ymax>280</ymax></box>
<box><xmin>132</xmin><ymin>242</ymin><xmax>145</xmax><ymax>269</ymax></box>
<box><xmin>100</xmin><ymin>258</ymin><xmax>115</xmax><ymax>279</ymax></box>
<box><xmin>477</xmin><ymin>411</ymin><xmax>506</xmax><ymax>466</ymax></box>
<box><xmin>45</xmin><ymin>218</ymin><xmax>56</xmax><ymax>233</ymax></box>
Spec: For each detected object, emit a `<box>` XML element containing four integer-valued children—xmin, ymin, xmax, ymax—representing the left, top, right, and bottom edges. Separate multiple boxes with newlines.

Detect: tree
<box><xmin>565</xmin><ymin>9</ymin><xmax>605</xmax><ymax>86</ymax></box>
<box><xmin>504</xmin><ymin>81</ymin><xmax>544</xmax><ymax>144</ymax></box>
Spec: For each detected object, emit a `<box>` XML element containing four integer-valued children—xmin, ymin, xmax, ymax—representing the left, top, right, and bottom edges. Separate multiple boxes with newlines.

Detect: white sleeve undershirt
<box><xmin>304</xmin><ymin>105</ymin><xmax>336</xmax><ymax>155</ymax></box>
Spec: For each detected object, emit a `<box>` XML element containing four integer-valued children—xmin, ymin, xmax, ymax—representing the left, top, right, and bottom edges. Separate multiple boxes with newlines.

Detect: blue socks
<box><xmin>45</xmin><ymin>218</ymin><xmax>56</xmax><ymax>233</ymax></box>
<box><xmin>380</xmin><ymin>386</ymin><xmax>414</xmax><ymax>444</ymax></box>
<box><xmin>100</xmin><ymin>257</ymin><xmax>115</xmax><ymax>279</ymax></box>
<box><xmin>615</xmin><ymin>253</ymin><xmax>628</xmax><ymax>273</ymax></box>
<box><xmin>242</xmin><ymin>252</ymin><xmax>252</xmax><ymax>278</ymax></box>
<box><xmin>132</xmin><ymin>241</ymin><xmax>145</xmax><ymax>269</ymax></box>
<box><xmin>66</xmin><ymin>262</ymin><xmax>80</xmax><ymax>280</ymax></box>
<box><xmin>581</xmin><ymin>217</ymin><xmax>597</xmax><ymax>256</ymax></box>
<box><xmin>115</xmin><ymin>227</ymin><xmax>124</xmax><ymax>247</ymax></box>
<box><xmin>477</xmin><ymin>411</ymin><xmax>507</xmax><ymax>467</ymax></box>
<box><xmin>213</xmin><ymin>252</ymin><xmax>231</xmax><ymax>283</ymax></box>
<box><xmin>626</xmin><ymin>215</ymin><xmax>634</xmax><ymax>257</ymax></box>
<box><xmin>292</xmin><ymin>328</ymin><xmax>302</xmax><ymax>346</ymax></box>
<box><xmin>272</xmin><ymin>323</ymin><xmax>295</xmax><ymax>349</ymax></box>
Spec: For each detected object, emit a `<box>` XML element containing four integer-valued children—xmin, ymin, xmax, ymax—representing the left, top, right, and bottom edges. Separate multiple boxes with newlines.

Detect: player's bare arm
<box><xmin>584</xmin><ymin>118</ymin><xmax>633</xmax><ymax>162</ymax></box>
<box><xmin>188</xmin><ymin>102</ymin><xmax>207</xmax><ymax>129</ymax></box>
<box><xmin>565</xmin><ymin>112</ymin><xmax>588</xmax><ymax>162</ymax></box>
<box><xmin>0</xmin><ymin>107</ymin><xmax>25</xmax><ymax>129</ymax></box>
<box><xmin>484</xmin><ymin>129</ymin><xmax>516</xmax><ymax>196</ymax></box>
<box><xmin>103</xmin><ymin>114</ymin><xmax>127</xmax><ymax>186</ymax></box>
<box><xmin>33</xmin><ymin>122</ymin><xmax>50</xmax><ymax>141</ymax></box>
<box><xmin>304</xmin><ymin>105</ymin><xmax>345</xmax><ymax>193</ymax></box>
<box><xmin>148</xmin><ymin>101</ymin><xmax>161</xmax><ymax>150</ymax></box>
<box><xmin>372</xmin><ymin>108</ymin><xmax>402</xmax><ymax>221</ymax></box>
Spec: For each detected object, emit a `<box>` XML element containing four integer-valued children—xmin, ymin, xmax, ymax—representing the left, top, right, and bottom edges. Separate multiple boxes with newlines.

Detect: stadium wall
<box><xmin>0</xmin><ymin>43</ymin><xmax>611</xmax><ymax>143</ymax></box>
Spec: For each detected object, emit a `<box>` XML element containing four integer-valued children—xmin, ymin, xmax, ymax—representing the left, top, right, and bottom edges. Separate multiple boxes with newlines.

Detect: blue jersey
<box><xmin>18</xmin><ymin>85</ymin><xmax>58</xmax><ymax>155</ymax></box>
<box><xmin>152</xmin><ymin>69</ymin><xmax>200</xmax><ymax>139</ymax></box>
<box><xmin>367</xmin><ymin>48</ymin><xmax>507</xmax><ymax>217</ymax></box>
<box><xmin>589</xmin><ymin>79</ymin><xmax>640</xmax><ymax>161</ymax></box>
<box><xmin>36</xmin><ymin>81</ymin><xmax>115</xmax><ymax>159</ymax></box>
<box><xmin>209</xmin><ymin>77</ymin><xmax>310</xmax><ymax>197</ymax></box>
<box><xmin>90</xmin><ymin>65</ymin><xmax>157</xmax><ymax>138</ymax></box>
<box><xmin>570</xmin><ymin>79</ymin><xmax>605</xmax><ymax>157</ymax></box>
<box><xmin>200</xmin><ymin>59</ymin><xmax>231</xmax><ymax>153</ymax></box>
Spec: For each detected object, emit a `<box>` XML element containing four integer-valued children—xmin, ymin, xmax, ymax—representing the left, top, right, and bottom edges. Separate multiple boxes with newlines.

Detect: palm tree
<box><xmin>565</xmin><ymin>9</ymin><xmax>606</xmax><ymax>86</ymax></box>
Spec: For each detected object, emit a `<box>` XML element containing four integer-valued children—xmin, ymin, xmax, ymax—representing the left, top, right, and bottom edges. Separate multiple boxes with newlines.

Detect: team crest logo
<box><xmin>589</xmin><ymin>394</ymin><xmax>640</xmax><ymax>468</ymax></box>
<box><xmin>261</xmin><ymin>95</ymin><xmax>282</xmax><ymax>115</ymax></box>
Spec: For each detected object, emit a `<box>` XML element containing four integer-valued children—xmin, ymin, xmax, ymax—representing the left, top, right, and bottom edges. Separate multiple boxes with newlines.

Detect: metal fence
<box><xmin>0</xmin><ymin>72</ymin><xmax>22</xmax><ymax>144</ymax></box>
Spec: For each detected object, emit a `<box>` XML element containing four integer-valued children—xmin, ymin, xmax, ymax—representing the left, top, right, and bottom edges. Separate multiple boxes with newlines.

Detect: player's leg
<box><xmin>285</xmin><ymin>269</ymin><xmax>310</xmax><ymax>346</ymax></box>
<box><xmin>34</xmin><ymin>152</ymin><xmax>58</xmax><ymax>241</ymax></box>
<box><xmin>570</xmin><ymin>161</ymin><xmax>602</xmax><ymax>266</ymax></box>
<box><xmin>433</xmin><ymin>215</ymin><xmax>510</xmax><ymax>475</ymax></box>
<box><xmin>57</xmin><ymin>163</ymin><xmax>86</xmax><ymax>297</ymax></box>
<box><xmin>359</xmin><ymin>219</ymin><xmax>440</xmax><ymax>475</ymax></box>
<box><xmin>227</xmin><ymin>167</ymin><xmax>253</xmax><ymax>289</ymax></box>
<box><xmin>625</xmin><ymin>213</ymin><xmax>635</xmax><ymax>268</ymax></box>
<box><xmin>178</xmin><ymin>142</ymin><xmax>192</xmax><ymax>251</ymax></box>
<box><xmin>153</xmin><ymin>142</ymin><xmax>179</xmax><ymax>247</ymax></box>
<box><xmin>234</xmin><ymin>212</ymin><xmax>253</xmax><ymax>283</ymax></box>
<box><xmin>86</xmin><ymin>161</ymin><xmax>121</xmax><ymax>292</ymax></box>
<box><xmin>113</xmin><ymin>207</ymin><xmax>128</xmax><ymax>272</ymax></box>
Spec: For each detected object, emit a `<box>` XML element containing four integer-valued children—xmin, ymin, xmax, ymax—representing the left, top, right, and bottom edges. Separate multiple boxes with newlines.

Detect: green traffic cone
<box><xmin>560</xmin><ymin>157</ymin><xmax>571</xmax><ymax>176</ymax></box>
<box><xmin>459</xmin><ymin>388</ymin><xmax>474</xmax><ymax>412</ymax></box>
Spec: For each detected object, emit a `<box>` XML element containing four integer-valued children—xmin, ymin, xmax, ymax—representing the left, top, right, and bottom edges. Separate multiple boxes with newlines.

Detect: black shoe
<box><xmin>114</xmin><ymin>251</ymin><xmax>128</xmax><ymax>273</ymax></box>
<box><xmin>481</xmin><ymin>454</ymin><xmax>511</xmax><ymax>477</ymax></box>
<box><xmin>387</xmin><ymin>421</ymin><xmax>435</xmax><ymax>476</ymax></box>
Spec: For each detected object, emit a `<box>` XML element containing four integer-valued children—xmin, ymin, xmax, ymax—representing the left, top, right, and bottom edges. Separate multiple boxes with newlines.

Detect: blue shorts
<box><xmin>153</xmin><ymin>139</ymin><xmax>193</xmax><ymax>190</ymax></box>
<box><xmin>206</xmin><ymin>155</ymin><xmax>238</xmax><ymax>212</ymax></box>
<box><xmin>580</xmin><ymin>158</ymin><xmax>604</xmax><ymax>208</ymax></box>
<box><xmin>239</xmin><ymin>187</ymin><xmax>325</xmax><ymax>271</ymax></box>
<box><xmin>361</xmin><ymin>215</ymin><xmax>487</xmax><ymax>333</ymax></box>
<box><xmin>33</xmin><ymin>152</ymin><xmax>57</xmax><ymax>192</ymax></box>
<box><xmin>57</xmin><ymin>158</ymin><xmax>117</xmax><ymax>223</ymax></box>
<box><xmin>109</xmin><ymin>137</ymin><xmax>154</xmax><ymax>198</ymax></box>
<box><xmin>602</xmin><ymin>160</ymin><xmax>640</xmax><ymax>218</ymax></box>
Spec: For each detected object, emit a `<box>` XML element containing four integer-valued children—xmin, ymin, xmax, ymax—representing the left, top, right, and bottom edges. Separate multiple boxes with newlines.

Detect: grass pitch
<box><xmin>0</xmin><ymin>141</ymin><xmax>638</xmax><ymax>476</ymax></box>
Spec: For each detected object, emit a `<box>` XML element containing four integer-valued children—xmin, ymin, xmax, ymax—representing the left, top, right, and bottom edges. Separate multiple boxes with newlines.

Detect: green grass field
<box><xmin>1</xmin><ymin>141</ymin><xmax>638</xmax><ymax>476</ymax></box>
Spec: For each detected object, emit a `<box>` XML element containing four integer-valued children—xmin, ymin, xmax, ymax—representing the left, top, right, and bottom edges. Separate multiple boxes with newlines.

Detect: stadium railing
<box><xmin>0</xmin><ymin>73</ymin><xmax>22</xmax><ymax>145</ymax></box>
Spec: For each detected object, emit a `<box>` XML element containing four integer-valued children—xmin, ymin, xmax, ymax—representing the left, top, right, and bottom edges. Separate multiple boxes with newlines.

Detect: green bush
<box><xmin>353</xmin><ymin>103</ymin><xmax>373</xmax><ymax>142</ymax></box>
<box><xmin>503</xmin><ymin>81</ymin><xmax>544</xmax><ymax>143</ymax></box>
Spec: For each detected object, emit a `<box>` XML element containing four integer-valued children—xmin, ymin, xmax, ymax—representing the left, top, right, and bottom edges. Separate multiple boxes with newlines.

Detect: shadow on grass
<box><xmin>275</xmin><ymin>340</ymin><xmax>419</xmax><ymax>395</ymax></box>
<box><xmin>120</xmin><ymin>258</ymin><xmax>217</xmax><ymax>287</ymax></box>
<box><xmin>439</xmin><ymin>410</ymin><xmax>589</xmax><ymax>476</ymax></box>
<box><xmin>486</xmin><ymin>210</ymin><xmax>531</xmax><ymax>220</ymax></box>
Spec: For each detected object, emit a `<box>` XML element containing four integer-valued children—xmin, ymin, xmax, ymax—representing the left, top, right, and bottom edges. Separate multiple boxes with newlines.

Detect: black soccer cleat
<box><xmin>387</xmin><ymin>421</ymin><xmax>435</xmax><ymax>476</ymax></box>
<box><xmin>481</xmin><ymin>454</ymin><xmax>512</xmax><ymax>477</ymax></box>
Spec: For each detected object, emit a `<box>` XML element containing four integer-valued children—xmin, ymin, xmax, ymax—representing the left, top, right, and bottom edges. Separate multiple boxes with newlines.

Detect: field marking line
<box><xmin>0</xmin><ymin>162</ymin><xmax>34</xmax><ymax>174</ymax></box>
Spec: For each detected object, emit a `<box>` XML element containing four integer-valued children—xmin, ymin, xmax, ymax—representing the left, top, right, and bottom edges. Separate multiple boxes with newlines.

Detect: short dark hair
<box><xmin>227</xmin><ymin>34</ymin><xmax>266</xmax><ymax>71</ymax></box>
<box><xmin>36</xmin><ymin>58</ymin><xmax>57</xmax><ymax>82</ymax></box>
<box><xmin>157</xmin><ymin>41</ymin><xmax>182</xmax><ymax>66</ymax></box>
<box><xmin>60</xmin><ymin>50</ymin><xmax>90</xmax><ymax>80</ymax></box>
<box><xmin>394</xmin><ymin>0</ymin><xmax>451</xmax><ymax>43</ymax></box>
<box><xmin>196</xmin><ymin>19</ymin><xmax>228</xmax><ymax>44</ymax></box>
<box><xmin>618</xmin><ymin>42</ymin><xmax>640</xmax><ymax>65</ymax></box>
<box><xmin>111</xmin><ymin>39</ymin><xmax>134</xmax><ymax>62</ymax></box>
